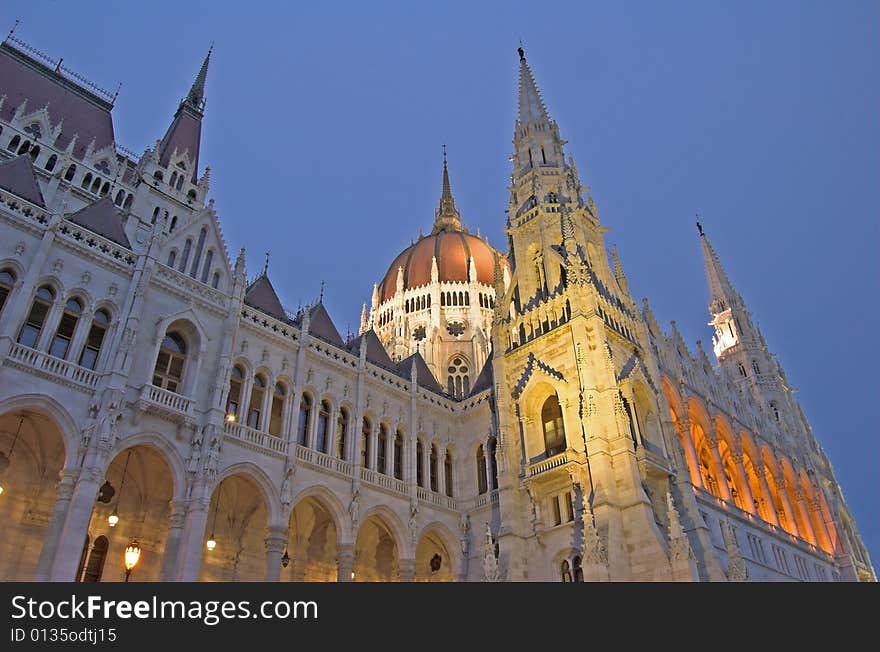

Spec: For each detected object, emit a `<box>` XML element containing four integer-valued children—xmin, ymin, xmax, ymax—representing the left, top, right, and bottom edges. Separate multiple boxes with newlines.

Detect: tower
<box><xmin>367</xmin><ymin>151</ymin><xmax>507</xmax><ymax>396</ymax></box>
<box><xmin>489</xmin><ymin>48</ymin><xmax>683</xmax><ymax>580</ymax></box>
<box><xmin>698</xmin><ymin>223</ymin><xmax>876</xmax><ymax>581</ymax></box>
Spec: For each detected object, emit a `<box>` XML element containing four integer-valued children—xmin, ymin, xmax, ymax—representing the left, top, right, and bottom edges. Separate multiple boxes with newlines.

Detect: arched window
<box><xmin>476</xmin><ymin>445</ymin><xmax>488</xmax><ymax>494</ymax></box>
<box><xmin>361</xmin><ymin>417</ymin><xmax>371</xmax><ymax>468</ymax></box>
<box><xmin>738</xmin><ymin>363</ymin><xmax>747</xmax><ymax>377</ymax></box>
<box><xmin>541</xmin><ymin>394</ymin><xmax>566</xmax><ymax>457</ymax></box>
<box><xmin>200</xmin><ymin>249</ymin><xmax>213</xmax><ymax>284</ymax></box>
<box><xmin>572</xmin><ymin>555</ymin><xmax>583</xmax><ymax>582</ymax></box>
<box><xmin>178</xmin><ymin>238</ymin><xmax>192</xmax><ymax>273</ymax></box>
<box><xmin>7</xmin><ymin>134</ymin><xmax>20</xmax><ymax>151</ymax></box>
<box><xmin>316</xmin><ymin>400</ymin><xmax>330</xmax><ymax>453</ymax></box>
<box><xmin>17</xmin><ymin>139</ymin><xmax>30</xmax><ymax>154</ymax></box>
<box><xmin>268</xmin><ymin>382</ymin><xmax>286</xmax><ymax>436</ymax></box>
<box><xmin>752</xmin><ymin>361</ymin><xmax>760</xmax><ymax>375</ymax></box>
<box><xmin>64</xmin><ymin>164</ymin><xmax>76</xmax><ymax>181</ymax></box>
<box><xmin>167</xmin><ymin>250</ymin><xmax>177</xmax><ymax>267</ymax></box>
<box><xmin>430</xmin><ymin>444</ymin><xmax>439</xmax><ymax>492</ymax></box>
<box><xmin>81</xmin><ymin>535</ymin><xmax>109</xmax><ymax>583</ymax></box>
<box><xmin>169</xmin><ymin>216</ymin><xmax>178</xmax><ymax>232</ymax></box>
<box><xmin>81</xmin><ymin>172</ymin><xmax>93</xmax><ymax>189</ymax></box>
<box><xmin>50</xmin><ymin>297</ymin><xmax>83</xmax><ymax>359</ymax></box>
<box><xmin>561</xmin><ymin>560</ymin><xmax>572</xmax><ymax>582</ymax></box>
<box><xmin>446</xmin><ymin>356</ymin><xmax>470</xmax><ymax>399</ymax></box>
<box><xmin>393</xmin><ymin>429</ymin><xmax>404</xmax><ymax>480</ymax></box>
<box><xmin>377</xmin><ymin>424</ymin><xmax>388</xmax><ymax>474</ymax></box>
<box><xmin>45</xmin><ymin>154</ymin><xmax>57</xmax><ymax>172</ymax></box>
<box><xmin>444</xmin><ymin>450</ymin><xmax>453</xmax><ymax>497</ymax></box>
<box><xmin>100</xmin><ymin>181</ymin><xmax>110</xmax><ymax>196</ymax></box>
<box><xmin>190</xmin><ymin>227</ymin><xmax>207</xmax><ymax>278</ymax></box>
<box><xmin>28</xmin><ymin>144</ymin><xmax>40</xmax><ymax>160</ymax></box>
<box><xmin>441</xmin><ymin>293</ymin><xmax>445</xmax><ymax>307</ymax></box>
<box><xmin>297</xmin><ymin>394</ymin><xmax>312</xmax><ymax>446</ymax></box>
<box><xmin>123</xmin><ymin>194</ymin><xmax>133</xmax><ymax>209</ymax></box>
<box><xmin>170</xmin><ymin>171</ymin><xmax>178</xmax><ymax>188</ymax></box>
<box><xmin>416</xmin><ymin>440</ymin><xmax>424</xmax><ymax>487</ymax></box>
<box><xmin>176</xmin><ymin>175</ymin><xmax>184</xmax><ymax>191</ymax></box>
<box><xmin>0</xmin><ymin>269</ymin><xmax>16</xmax><ymax>316</ymax></box>
<box><xmin>90</xmin><ymin>177</ymin><xmax>100</xmax><ymax>194</ymax></box>
<box><xmin>488</xmin><ymin>436</ymin><xmax>499</xmax><ymax>490</ymax></box>
<box><xmin>17</xmin><ymin>285</ymin><xmax>55</xmax><ymax>348</ymax></box>
<box><xmin>336</xmin><ymin>407</ymin><xmax>349</xmax><ymax>459</ymax></box>
<box><xmin>153</xmin><ymin>170</ymin><xmax>163</xmax><ymax>182</ymax></box>
<box><xmin>77</xmin><ymin>308</ymin><xmax>110</xmax><ymax>370</ymax></box>
<box><xmin>212</xmin><ymin>272</ymin><xmax>220</xmax><ymax>289</ymax></box>
<box><xmin>247</xmin><ymin>374</ymin><xmax>267</xmax><ymax>429</ymax></box>
<box><xmin>152</xmin><ymin>332</ymin><xmax>187</xmax><ymax>393</ymax></box>
<box><xmin>226</xmin><ymin>365</ymin><xmax>244</xmax><ymax>420</ymax></box>
<box><xmin>114</xmin><ymin>189</ymin><xmax>125</xmax><ymax>205</ymax></box>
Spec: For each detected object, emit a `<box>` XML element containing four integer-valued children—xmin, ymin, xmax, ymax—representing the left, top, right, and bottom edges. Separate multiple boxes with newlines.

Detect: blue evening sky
<box><xmin>6</xmin><ymin>1</ymin><xmax>877</xmax><ymax>568</ymax></box>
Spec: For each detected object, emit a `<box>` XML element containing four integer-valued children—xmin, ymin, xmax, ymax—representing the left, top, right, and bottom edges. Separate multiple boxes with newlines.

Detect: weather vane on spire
<box><xmin>442</xmin><ymin>143</ymin><xmax>447</xmax><ymax>164</ymax></box>
<box><xmin>263</xmin><ymin>251</ymin><xmax>270</xmax><ymax>276</ymax></box>
<box><xmin>319</xmin><ymin>280</ymin><xmax>325</xmax><ymax>302</ymax></box>
<box><xmin>695</xmin><ymin>212</ymin><xmax>704</xmax><ymax>236</ymax></box>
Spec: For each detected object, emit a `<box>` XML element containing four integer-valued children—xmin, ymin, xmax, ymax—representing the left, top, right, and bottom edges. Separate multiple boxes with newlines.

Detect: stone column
<box><xmin>731</xmin><ymin>450</ymin><xmax>756</xmax><ymax>515</ymax></box>
<box><xmin>705</xmin><ymin>432</ymin><xmax>733</xmax><ymax>502</ymax></box>
<box><xmin>774</xmin><ymin>477</ymin><xmax>801</xmax><ymax>538</ymax></box>
<box><xmin>789</xmin><ymin>482</ymin><xmax>817</xmax><ymax>545</ymax></box>
<box><xmin>399</xmin><ymin>558</ymin><xmax>416</xmax><ymax>582</ymax></box>
<box><xmin>753</xmin><ymin>466</ymin><xmax>780</xmax><ymax>527</ymax></box>
<box><xmin>33</xmin><ymin>470</ymin><xmax>78</xmax><ymax>581</ymax></box>
<box><xmin>437</xmin><ymin>445</ymin><xmax>446</xmax><ymax>496</ymax></box>
<box><xmin>264</xmin><ymin>525</ymin><xmax>287</xmax><ymax>582</ymax></box>
<box><xmin>48</xmin><ymin>466</ymin><xmax>102</xmax><ymax>581</ymax></box>
<box><xmin>675</xmin><ymin>419</ymin><xmax>703</xmax><ymax>489</ymax></box>
<box><xmin>337</xmin><ymin>544</ymin><xmax>355</xmax><ymax>582</ymax></box>
<box><xmin>159</xmin><ymin>501</ymin><xmax>187</xmax><ymax>581</ymax></box>
<box><xmin>808</xmin><ymin>494</ymin><xmax>833</xmax><ymax>553</ymax></box>
<box><xmin>175</xmin><ymin>494</ymin><xmax>210</xmax><ymax>581</ymax></box>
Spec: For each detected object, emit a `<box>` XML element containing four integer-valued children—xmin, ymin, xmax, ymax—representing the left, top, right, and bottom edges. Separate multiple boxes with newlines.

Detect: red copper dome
<box><xmin>377</xmin><ymin>153</ymin><xmax>508</xmax><ymax>304</ymax></box>
<box><xmin>378</xmin><ymin>230</ymin><xmax>505</xmax><ymax>304</ymax></box>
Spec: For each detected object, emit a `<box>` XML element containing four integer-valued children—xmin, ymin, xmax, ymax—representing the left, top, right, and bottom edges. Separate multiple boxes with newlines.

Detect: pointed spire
<box><xmin>516</xmin><ymin>47</ymin><xmax>550</xmax><ymax>127</ymax></box>
<box><xmin>185</xmin><ymin>43</ymin><xmax>212</xmax><ymax>113</ymax></box>
<box><xmin>359</xmin><ymin>303</ymin><xmax>369</xmax><ymax>334</ymax></box>
<box><xmin>698</xmin><ymin>221</ymin><xmax>740</xmax><ymax>315</ymax></box>
<box><xmin>612</xmin><ymin>246</ymin><xmax>628</xmax><ymax>292</ymax></box>
<box><xmin>157</xmin><ymin>46</ymin><xmax>211</xmax><ymax>181</ymax></box>
<box><xmin>433</xmin><ymin>145</ymin><xmax>462</xmax><ymax>233</ymax></box>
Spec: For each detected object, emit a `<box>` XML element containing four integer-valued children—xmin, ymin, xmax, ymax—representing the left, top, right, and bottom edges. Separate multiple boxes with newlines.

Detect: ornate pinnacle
<box><xmin>433</xmin><ymin>146</ymin><xmax>462</xmax><ymax>233</ymax></box>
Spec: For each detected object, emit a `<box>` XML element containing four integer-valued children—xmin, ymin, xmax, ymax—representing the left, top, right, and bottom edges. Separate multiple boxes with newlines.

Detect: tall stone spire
<box><xmin>157</xmin><ymin>45</ymin><xmax>213</xmax><ymax>182</ymax></box>
<box><xmin>516</xmin><ymin>47</ymin><xmax>550</xmax><ymax>127</ymax></box>
<box><xmin>433</xmin><ymin>145</ymin><xmax>462</xmax><ymax>233</ymax></box>
<box><xmin>184</xmin><ymin>44</ymin><xmax>212</xmax><ymax>114</ymax></box>
<box><xmin>698</xmin><ymin>221</ymin><xmax>740</xmax><ymax>315</ymax></box>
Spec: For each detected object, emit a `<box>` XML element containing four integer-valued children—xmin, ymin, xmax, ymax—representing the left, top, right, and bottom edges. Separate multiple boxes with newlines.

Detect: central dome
<box><xmin>376</xmin><ymin>153</ymin><xmax>506</xmax><ymax>305</ymax></box>
<box><xmin>378</xmin><ymin>229</ymin><xmax>502</xmax><ymax>304</ymax></box>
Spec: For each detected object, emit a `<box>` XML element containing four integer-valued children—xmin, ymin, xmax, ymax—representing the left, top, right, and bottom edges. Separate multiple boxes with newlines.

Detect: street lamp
<box><xmin>0</xmin><ymin>417</ymin><xmax>25</xmax><ymax>496</ymax></box>
<box><xmin>123</xmin><ymin>539</ymin><xmax>141</xmax><ymax>582</ymax></box>
<box><xmin>206</xmin><ymin>479</ymin><xmax>223</xmax><ymax>551</ymax></box>
<box><xmin>109</xmin><ymin>450</ymin><xmax>132</xmax><ymax>528</ymax></box>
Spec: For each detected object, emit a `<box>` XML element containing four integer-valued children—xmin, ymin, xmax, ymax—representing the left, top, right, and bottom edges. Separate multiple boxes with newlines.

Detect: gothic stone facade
<box><xmin>0</xmin><ymin>37</ymin><xmax>874</xmax><ymax>582</ymax></box>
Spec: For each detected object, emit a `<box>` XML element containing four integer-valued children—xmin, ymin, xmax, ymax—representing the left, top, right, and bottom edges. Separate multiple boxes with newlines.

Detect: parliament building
<box><xmin>0</xmin><ymin>32</ymin><xmax>874</xmax><ymax>582</ymax></box>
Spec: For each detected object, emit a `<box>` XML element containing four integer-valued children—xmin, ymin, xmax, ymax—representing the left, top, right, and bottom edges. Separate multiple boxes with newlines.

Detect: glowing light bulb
<box><xmin>108</xmin><ymin>511</ymin><xmax>119</xmax><ymax>527</ymax></box>
<box><xmin>206</xmin><ymin>536</ymin><xmax>217</xmax><ymax>551</ymax></box>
